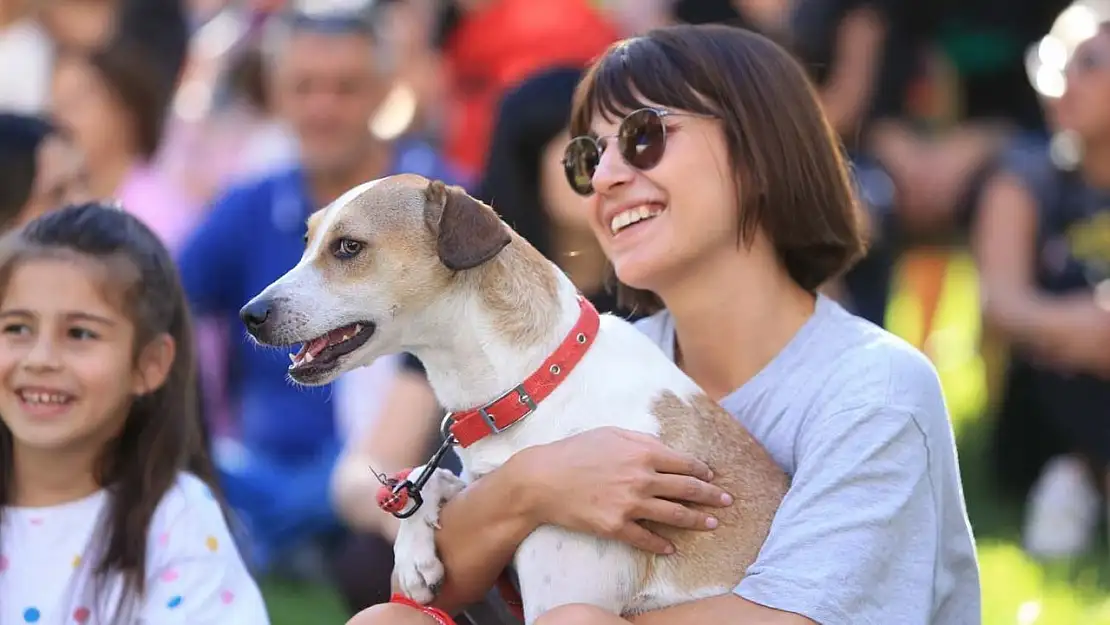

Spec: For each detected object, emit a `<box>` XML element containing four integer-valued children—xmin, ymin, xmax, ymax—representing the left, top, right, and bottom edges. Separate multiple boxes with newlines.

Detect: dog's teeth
<box><xmin>340</xmin><ymin>333</ymin><xmax>350</xmax><ymax>342</ymax></box>
<box><xmin>289</xmin><ymin>353</ymin><xmax>297</xmax><ymax>363</ymax></box>
<box><xmin>354</xmin><ymin>324</ymin><xmax>362</xmax><ymax>333</ymax></box>
<box><xmin>304</xmin><ymin>352</ymin><xmax>315</xmax><ymax>363</ymax></box>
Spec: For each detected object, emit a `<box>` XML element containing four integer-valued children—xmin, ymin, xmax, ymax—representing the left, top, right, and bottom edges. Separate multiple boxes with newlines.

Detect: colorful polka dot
<box><xmin>167</xmin><ymin>596</ymin><xmax>183</xmax><ymax>609</ymax></box>
<box><xmin>73</xmin><ymin>607</ymin><xmax>90</xmax><ymax>623</ymax></box>
<box><xmin>205</xmin><ymin>536</ymin><xmax>218</xmax><ymax>552</ymax></box>
<box><xmin>160</xmin><ymin>568</ymin><xmax>179</xmax><ymax>582</ymax></box>
<box><xmin>220</xmin><ymin>590</ymin><xmax>235</xmax><ymax>605</ymax></box>
<box><xmin>0</xmin><ymin>554</ymin><xmax>8</xmax><ymax>572</ymax></box>
<box><xmin>158</xmin><ymin>532</ymin><xmax>170</xmax><ymax>547</ymax></box>
<box><xmin>71</xmin><ymin>555</ymin><xmax>82</xmax><ymax>568</ymax></box>
<box><xmin>23</xmin><ymin>607</ymin><xmax>40</xmax><ymax>622</ymax></box>
<box><xmin>28</xmin><ymin>518</ymin><xmax>43</xmax><ymax>526</ymax></box>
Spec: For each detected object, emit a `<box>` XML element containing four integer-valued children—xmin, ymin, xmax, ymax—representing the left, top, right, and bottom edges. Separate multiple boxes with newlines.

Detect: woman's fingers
<box><xmin>635</xmin><ymin>498</ymin><xmax>720</xmax><ymax>531</ymax></box>
<box><xmin>643</xmin><ymin>443</ymin><xmax>714</xmax><ymax>482</ymax></box>
<box><xmin>615</xmin><ymin>521</ymin><xmax>674</xmax><ymax>555</ymax></box>
<box><xmin>649</xmin><ymin>473</ymin><xmax>733</xmax><ymax>508</ymax></box>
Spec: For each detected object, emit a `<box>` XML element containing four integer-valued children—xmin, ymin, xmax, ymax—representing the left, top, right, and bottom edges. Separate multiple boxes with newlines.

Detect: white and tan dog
<box><xmin>240</xmin><ymin>174</ymin><xmax>787</xmax><ymax>623</ymax></box>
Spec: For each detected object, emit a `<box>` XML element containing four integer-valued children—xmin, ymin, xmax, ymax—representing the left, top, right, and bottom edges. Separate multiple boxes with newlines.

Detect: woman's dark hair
<box><xmin>60</xmin><ymin>38</ymin><xmax>172</xmax><ymax>160</ymax></box>
<box><xmin>0</xmin><ymin>202</ymin><xmax>218</xmax><ymax>618</ymax></box>
<box><xmin>570</xmin><ymin>24</ymin><xmax>867</xmax><ymax>314</ymax></box>
<box><xmin>0</xmin><ymin>114</ymin><xmax>57</xmax><ymax>231</ymax></box>
<box><xmin>478</xmin><ymin>66</ymin><xmax>584</xmax><ymax>259</ymax></box>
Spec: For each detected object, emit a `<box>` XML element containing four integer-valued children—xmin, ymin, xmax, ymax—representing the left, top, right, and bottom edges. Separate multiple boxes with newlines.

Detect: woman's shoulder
<box><xmin>812</xmin><ymin>299</ymin><xmax>945</xmax><ymax>415</ymax></box>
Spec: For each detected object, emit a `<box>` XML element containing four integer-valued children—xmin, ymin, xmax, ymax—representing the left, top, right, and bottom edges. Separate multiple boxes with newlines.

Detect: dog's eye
<box><xmin>334</xmin><ymin>238</ymin><xmax>364</xmax><ymax>259</ymax></box>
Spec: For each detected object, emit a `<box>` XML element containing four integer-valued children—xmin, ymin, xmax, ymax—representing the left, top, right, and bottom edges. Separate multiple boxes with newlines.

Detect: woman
<box><xmin>329</xmin><ymin>66</ymin><xmax>633</xmax><ymax>619</ymax></box>
<box><xmin>50</xmin><ymin>39</ymin><xmax>199</xmax><ymax>251</ymax></box>
<box><xmin>975</xmin><ymin>22</ymin><xmax>1110</xmax><ymax>559</ymax></box>
<box><xmin>354</xmin><ymin>25</ymin><xmax>978</xmax><ymax>625</ymax></box>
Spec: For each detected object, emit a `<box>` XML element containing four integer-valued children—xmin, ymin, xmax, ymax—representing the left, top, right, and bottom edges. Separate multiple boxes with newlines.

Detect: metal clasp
<box><xmin>480</xmin><ymin>385</ymin><xmax>536</xmax><ymax>434</ymax></box>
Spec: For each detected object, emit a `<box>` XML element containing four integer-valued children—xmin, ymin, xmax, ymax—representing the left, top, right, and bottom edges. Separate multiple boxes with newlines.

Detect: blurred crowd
<box><xmin>2</xmin><ymin>0</ymin><xmax>1110</xmax><ymax>619</ymax></box>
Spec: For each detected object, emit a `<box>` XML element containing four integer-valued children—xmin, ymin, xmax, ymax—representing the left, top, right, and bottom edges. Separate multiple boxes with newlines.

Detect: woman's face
<box><xmin>582</xmin><ymin>105</ymin><xmax>738</xmax><ymax>293</ymax></box>
<box><xmin>1056</xmin><ymin>32</ymin><xmax>1110</xmax><ymax>140</ymax></box>
<box><xmin>540</xmin><ymin>130</ymin><xmax>592</xmax><ymax>233</ymax></box>
<box><xmin>50</xmin><ymin>56</ymin><xmax>133</xmax><ymax>166</ymax></box>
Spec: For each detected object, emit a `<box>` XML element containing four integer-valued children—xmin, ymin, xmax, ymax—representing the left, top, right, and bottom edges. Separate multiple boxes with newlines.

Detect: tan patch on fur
<box><xmin>639</xmin><ymin>391</ymin><xmax>788</xmax><ymax>594</ymax></box>
<box><xmin>471</xmin><ymin>232</ymin><xmax>561</xmax><ymax>348</ymax></box>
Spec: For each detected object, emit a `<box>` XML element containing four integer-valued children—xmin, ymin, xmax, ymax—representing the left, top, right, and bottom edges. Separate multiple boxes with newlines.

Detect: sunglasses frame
<box><xmin>562</xmin><ymin>107</ymin><xmax>713</xmax><ymax>197</ymax></box>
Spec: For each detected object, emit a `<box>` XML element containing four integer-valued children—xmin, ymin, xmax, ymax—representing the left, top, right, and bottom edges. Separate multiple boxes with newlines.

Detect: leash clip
<box><xmin>375</xmin><ymin>432</ymin><xmax>458</xmax><ymax>519</ymax></box>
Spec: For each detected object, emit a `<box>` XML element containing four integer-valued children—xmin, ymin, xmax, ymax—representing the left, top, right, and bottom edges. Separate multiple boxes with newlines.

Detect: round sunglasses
<box><xmin>562</xmin><ymin>107</ymin><xmax>713</xmax><ymax>196</ymax></box>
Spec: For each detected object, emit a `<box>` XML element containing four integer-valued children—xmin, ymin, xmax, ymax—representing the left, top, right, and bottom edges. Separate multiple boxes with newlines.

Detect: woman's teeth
<box><xmin>610</xmin><ymin>205</ymin><xmax>663</xmax><ymax>234</ymax></box>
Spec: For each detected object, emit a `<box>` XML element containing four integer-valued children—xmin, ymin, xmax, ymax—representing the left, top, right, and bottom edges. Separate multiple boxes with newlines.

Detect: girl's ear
<box><xmin>131</xmin><ymin>333</ymin><xmax>176</xmax><ymax>396</ymax></box>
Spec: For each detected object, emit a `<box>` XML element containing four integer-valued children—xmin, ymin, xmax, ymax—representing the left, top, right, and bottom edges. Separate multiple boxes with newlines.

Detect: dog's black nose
<box><xmin>240</xmin><ymin>299</ymin><xmax>272</xmax><ymax>333</ymax></box>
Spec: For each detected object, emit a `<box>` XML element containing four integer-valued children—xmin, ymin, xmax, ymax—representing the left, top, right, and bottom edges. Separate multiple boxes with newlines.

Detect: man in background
<box><xmin>177</xmin><ymin>5</ymin><xmax>461</xmax><ymax>597</ymax></box>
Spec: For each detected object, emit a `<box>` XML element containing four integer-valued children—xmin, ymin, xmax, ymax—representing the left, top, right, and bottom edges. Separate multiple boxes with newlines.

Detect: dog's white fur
<box><xmin>242</xmin><ymin>175</ymin><xmax>786</xmax><ymax>623</ymax></box>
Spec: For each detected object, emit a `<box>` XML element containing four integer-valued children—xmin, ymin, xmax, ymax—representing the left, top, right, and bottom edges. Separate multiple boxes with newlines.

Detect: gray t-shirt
<box><xmin>635</xmin><ymin>295</ymin><xmax>981</xmax><ymax>625</ymax></box>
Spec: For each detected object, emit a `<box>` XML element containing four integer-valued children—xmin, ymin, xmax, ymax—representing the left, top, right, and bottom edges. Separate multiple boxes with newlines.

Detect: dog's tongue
<box><xmin>306</xmin><ymin>335</ymin><xmax>332</xmax><ymax>357</ymax></box>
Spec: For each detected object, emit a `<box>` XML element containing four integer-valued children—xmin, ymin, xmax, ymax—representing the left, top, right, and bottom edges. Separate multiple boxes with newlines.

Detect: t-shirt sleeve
<box><xmin>139</xmin><ymin>476</ymin><xmax>270</xmax><ymax>624</ymax></box>
<box><xmin>735</xmin><ymin>406</ymin><xmax>937</xmax><ymax>625</ymax></box>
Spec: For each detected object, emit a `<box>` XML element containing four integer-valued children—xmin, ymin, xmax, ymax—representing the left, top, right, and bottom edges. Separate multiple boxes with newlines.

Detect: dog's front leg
<box><xmin>394</xmin><ymin>466</ymin><xmax>467</xmax><ymax>604</ymax></box>
<box><xmin>514</xmin><ymin>526</ymin><xmax>644</xmax><ymax>624</ymax></box>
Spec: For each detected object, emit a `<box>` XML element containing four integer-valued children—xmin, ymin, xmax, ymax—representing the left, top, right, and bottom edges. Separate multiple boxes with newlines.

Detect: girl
<box><xmin>354</xmin><ymin>24</ymin><xmax>977</xmax><ymax>625</ymax></box>
<box><xmin>0</xmin><ymin>202</ymin><xmax>268</xmax><ymax>624</ymax></box>
<box><xmin>975</xmin><ymin>21</ymin><xmax>1110</xmax><ymax>558</ymax></box>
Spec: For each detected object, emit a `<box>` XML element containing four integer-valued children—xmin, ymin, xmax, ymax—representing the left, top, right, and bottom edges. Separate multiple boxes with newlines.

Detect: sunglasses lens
<box><xmin>563</xmin><ymin>136</ymin><xmax>600</xmax><ymax>196</ymax></box>
<box><xmin>619</xmin><ymin>109</ymin><xmax>666</xmax><ymax>171</ymax></box>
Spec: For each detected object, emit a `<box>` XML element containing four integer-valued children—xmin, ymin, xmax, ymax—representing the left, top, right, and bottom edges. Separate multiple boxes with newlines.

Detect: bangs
<box><xmin>570</xmin><ymin>36</ymin><xmax>720</xmax><ymax>136</ymax></box>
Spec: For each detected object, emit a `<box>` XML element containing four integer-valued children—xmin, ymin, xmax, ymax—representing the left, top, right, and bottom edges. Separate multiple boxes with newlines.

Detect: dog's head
<box><xmin>240</xmin><ymin>174</ymin><xmax>511</xmax><ymax>385</ymax></box>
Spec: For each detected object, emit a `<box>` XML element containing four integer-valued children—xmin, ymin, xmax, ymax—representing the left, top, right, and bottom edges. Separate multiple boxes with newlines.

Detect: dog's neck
<box><xmin>407</xmin><ymin>234</ymin><xmax>584</xmax><ymax>413</ymax></box>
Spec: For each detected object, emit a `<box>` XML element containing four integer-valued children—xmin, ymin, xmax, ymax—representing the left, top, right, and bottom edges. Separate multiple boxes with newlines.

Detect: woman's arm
<box><xmin>331</xmin><ymin>368</ymin><xmax>443</xmax><ymax>541</ymax></box>
<box><xmin>429</xmin><ymin>427</ymin><xmax>734</xmax><ymax>614</ymax></box>
<box><xmin>973</xmin><ymin>171</ymin><xmax>1110</xmax><ymax>374</ymax></box>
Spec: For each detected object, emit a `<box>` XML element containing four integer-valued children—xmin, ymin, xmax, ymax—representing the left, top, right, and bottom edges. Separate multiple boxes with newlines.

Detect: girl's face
<box><xmin>50</xmin><ymin>56</ymin><xmax>134</xmax><ymax>168</ymax></box>
<box><xmin>0</xmin><ymin>258</ymin><xmax>173</xmax><ymax>456</ymax></box>
<box><xmin>582</xmin><ymin>104</ymin><xmax>738</xmax><ymax>294</ymax></box>
<box><xmin>1056</xmin><ymin>32</ymin><xmax>1110</xmax><ymax>140</ymax></box>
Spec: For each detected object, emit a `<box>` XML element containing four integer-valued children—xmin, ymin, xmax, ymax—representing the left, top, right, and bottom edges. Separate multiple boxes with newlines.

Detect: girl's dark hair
<box><xmin>570</xmin><ymin>24</ymin><xmax>867</xmax><ymax>314</ymax></box>
<box><xmin>477</xmin><ymin>66</ymin><xmax>584</xmax><ymax>259</ymax></box>
<box><xmin>60</xmin><ymin>39</ymin><xmax>172</xmax><ymax>160</ymax></box>
<box><xmin>0</xmin><ymin>202</ymin><xmax>218</xmax><ymax>618</ymax></box>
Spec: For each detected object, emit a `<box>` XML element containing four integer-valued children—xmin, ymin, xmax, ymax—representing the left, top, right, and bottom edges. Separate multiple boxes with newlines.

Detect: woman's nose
<box><xmin>23</xmin><ymin>336</ymin><xmax>62</xmax><ymax>371</ymax></box>
<box><xmin>591</xmin><ymin>144</ymin><xmax>634</xmax><ymax>195</ymax></box>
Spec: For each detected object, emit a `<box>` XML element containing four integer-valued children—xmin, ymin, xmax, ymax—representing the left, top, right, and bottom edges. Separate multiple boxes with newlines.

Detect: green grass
<box><xmin>260</xmin><ymin>251</ymin><xmax>1110</xmax><ymax>624</ymax></box>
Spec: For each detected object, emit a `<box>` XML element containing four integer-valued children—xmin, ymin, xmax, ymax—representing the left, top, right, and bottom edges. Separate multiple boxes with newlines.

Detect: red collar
<box><xmin>447</xmin><ymin>296</ymin><xmax>600</xmax><ymax>448</ymax></box>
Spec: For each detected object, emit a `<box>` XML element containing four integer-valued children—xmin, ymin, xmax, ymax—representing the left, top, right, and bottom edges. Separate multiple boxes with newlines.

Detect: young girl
<box><xmin>0</xmin><ymin>202</ymin><xmax>269</xmax><ymax>624</ymax></box>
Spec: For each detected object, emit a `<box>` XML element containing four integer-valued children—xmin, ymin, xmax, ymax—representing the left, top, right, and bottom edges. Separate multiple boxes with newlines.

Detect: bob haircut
<box><xmin>570</xmin><ymin>24</ymin><xmax>867</xmax><ymax>314</ymax></box>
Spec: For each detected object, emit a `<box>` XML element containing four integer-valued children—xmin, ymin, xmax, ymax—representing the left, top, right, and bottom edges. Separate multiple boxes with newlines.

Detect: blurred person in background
<box><xmin>50</xmin><ymin>40</ymin><xmax>199</xmax><ymax>251</ymax></box>
<box><xmin>974</xmin><ymin>19</ymin><xmax>1110</xmax><ymax>560</ymax></box>
<box><xmin>0</xmin><ymin>0</ymin><xmax>188</xmax><ymax>115</ymax></box>
<box><xmin>177</xmin><ymin>5</ymin><xmax>461</xmax><ymax>588</ymax></box>
<box><xmin>328</xmin><ymin>66</ymin><xmax>632</xmax><ymax>618</ymax></box>
<box><xmin>0</xmin><ymin>113</ymin><xmax>88</xmax><ymax>232</ymax></box>
<box><xmin>384</xmin><ymin>0</ymin><xmax>619</xmax><ymax>181</ymax></box>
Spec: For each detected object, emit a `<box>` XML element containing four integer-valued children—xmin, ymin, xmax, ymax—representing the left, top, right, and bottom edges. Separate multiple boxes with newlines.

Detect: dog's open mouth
<box><xmin>288</xmin><ymin>321</ymin><xmax>375</xmax><ymax>374</ymax></box>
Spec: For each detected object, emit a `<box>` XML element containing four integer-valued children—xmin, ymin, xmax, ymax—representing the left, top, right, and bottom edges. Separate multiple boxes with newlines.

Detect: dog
<box><xmin>240</xmin><ymin>174</ymin><xmax>788</xmax><ymax>623</ymax></box>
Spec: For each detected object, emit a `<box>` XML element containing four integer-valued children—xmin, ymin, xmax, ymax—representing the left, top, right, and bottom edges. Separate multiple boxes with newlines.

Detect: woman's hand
<box><xmin>514</xmin><ymin>427</ymin><xmax>734</xmax><ymax>555</ymax></box>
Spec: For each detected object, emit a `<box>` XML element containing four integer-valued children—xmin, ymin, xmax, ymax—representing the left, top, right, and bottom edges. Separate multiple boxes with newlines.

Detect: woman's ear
<box><xmin>131</xmin><ymin>333</ymin><xmax>176</xmax><ymax>396</ymax></box>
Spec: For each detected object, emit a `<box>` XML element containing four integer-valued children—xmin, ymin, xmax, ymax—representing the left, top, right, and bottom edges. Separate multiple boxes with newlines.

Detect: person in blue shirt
<box><xmin>177</xmin><ymin>7</ymin><xmax>464</xmax><ymax>583</ymax></box>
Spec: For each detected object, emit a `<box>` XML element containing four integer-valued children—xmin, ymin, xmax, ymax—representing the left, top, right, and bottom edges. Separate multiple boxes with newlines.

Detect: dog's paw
<box><xmin>394</xmin><ymin>467</ymin><xmax>466</xmax><ymax>603</ymax></box>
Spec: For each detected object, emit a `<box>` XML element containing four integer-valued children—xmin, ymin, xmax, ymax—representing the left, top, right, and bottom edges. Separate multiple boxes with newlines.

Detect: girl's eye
<box><xmin>68</xmin><ymin>327</ymin><xmax>98</xmax><ymax>340</ymax></box>
<box><xmin>1</xmin><ymin>323</ymin><xmax>29</xmax><ymax>336</ymax></box>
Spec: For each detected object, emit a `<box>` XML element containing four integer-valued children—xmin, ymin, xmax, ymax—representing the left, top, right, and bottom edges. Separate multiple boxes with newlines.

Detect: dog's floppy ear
<box><xmin>424</xmin><ymin>180</ymin><xmax>511</xmax><ymax>270</ymax></box>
